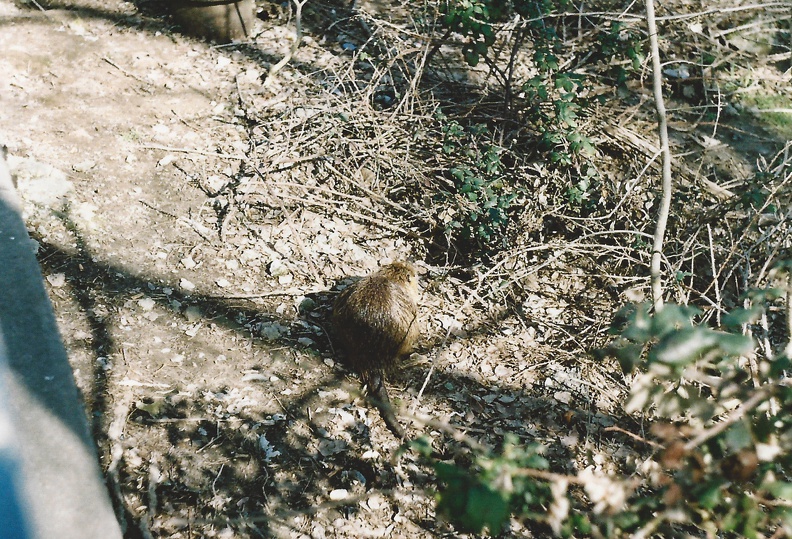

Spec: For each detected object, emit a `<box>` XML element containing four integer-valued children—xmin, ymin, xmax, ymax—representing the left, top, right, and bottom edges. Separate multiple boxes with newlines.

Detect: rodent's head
<box><xmin>382</xmin><ymin>261</ymin><xmax>416</xmax><ymax>282</ymax></box>
<box><xmin>381</xmin><ymin>261</ymin><xmax>419</xmax><ymax>297</ymax></box>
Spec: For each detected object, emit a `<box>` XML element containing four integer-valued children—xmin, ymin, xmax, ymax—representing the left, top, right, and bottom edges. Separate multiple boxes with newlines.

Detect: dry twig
<box><xmin>264</xmin><ymin>0</ymin><xmax>308</xmax><ymax>84</ymax></box>
<box><xmin>645</xmin><ymin>0</ymin><xmax>673</xmax><ymax>312</ymax></box>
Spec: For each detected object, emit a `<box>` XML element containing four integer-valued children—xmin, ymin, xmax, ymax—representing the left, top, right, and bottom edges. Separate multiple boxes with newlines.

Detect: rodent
<box><xmin>332</xmin><ymin>261</ymin><xmax>419</xmax><ymax>438</ymax></box>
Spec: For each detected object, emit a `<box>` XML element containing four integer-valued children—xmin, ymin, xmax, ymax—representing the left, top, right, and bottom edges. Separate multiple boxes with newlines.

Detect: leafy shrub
<box><xmin>416</xmin><ymin>434</ymin><xmax>559</xmax><ymax>535</ymax></box>
<box><xmin>435</xmin><ymin>1</ymin><xmax>645</xmax><ymax>221</ymax></box>
<box><xmin>420</xmin><ymin>272</ymin><xmax>792</xmax><ymax>536</ymax></box>
<box><xmin>590</xmin><ymin>22</ymin><xmax>646</xmax><ymax>91</ymax></box>
<box><xmin>440</xmin><ymin>0</ymin><xmax>499</xmax><ymax>67</ymax></box>
<box><xmin>437</xmin><ymin>118</ymin><xmax>518</xmax><ymax>252</ymax></box>
<box><xmin>604</xmin><ymin>297</ymin><xmax>792</xmax><ymax>538</ymax></box>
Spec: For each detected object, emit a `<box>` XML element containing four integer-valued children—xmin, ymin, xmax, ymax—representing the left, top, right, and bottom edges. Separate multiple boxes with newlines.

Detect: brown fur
<box><xmin>332</xmin><ymin>262</ymin><xmax>419</xmax><ymax>438</ymax></box>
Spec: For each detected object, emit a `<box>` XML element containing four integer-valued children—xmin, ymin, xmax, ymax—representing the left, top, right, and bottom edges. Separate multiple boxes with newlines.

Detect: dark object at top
<box><xmin>169</xmin><ymin>0</ymin><xmax>255</xmax><ymax>43</ymax></box>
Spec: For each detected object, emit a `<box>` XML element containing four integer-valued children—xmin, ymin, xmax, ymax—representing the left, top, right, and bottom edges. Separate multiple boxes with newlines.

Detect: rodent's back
<box><xmin>332</xmin><ymin>263</ymin><xmax>418</xmax><ymax>379</ymax></box>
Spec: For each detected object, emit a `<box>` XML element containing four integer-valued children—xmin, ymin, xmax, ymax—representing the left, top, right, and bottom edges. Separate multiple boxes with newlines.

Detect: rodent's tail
<box><xmin>367</xmin><ymin>374</ymin><xmax>406</xmax><ymax>440</ymax></box>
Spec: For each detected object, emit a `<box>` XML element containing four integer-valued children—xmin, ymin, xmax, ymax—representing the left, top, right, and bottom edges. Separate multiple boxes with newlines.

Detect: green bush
<box><xmin>421</xmin><ymin>272</ymin><xmax>792</xmax><ymax>536</ymax></box>
<box><xmin>437</xmin><ymin>118</ymin><xmax>518</xmax><ymax>252</ymax></box>
<box><xmin>604</xmin><ymin>298</ymin><xmax>792</xmax><ymax>538</ymax></box>
<box><xmin>433</xmin><ymin>1</ymin><xmax>646</xmax><ymax>236</ymax></box>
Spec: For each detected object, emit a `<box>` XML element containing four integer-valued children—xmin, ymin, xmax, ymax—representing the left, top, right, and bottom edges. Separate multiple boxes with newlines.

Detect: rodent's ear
<box><xmin>408</xmin><ymin>260</ymin><xmax>430</xmax><ymax>275</ymax></box>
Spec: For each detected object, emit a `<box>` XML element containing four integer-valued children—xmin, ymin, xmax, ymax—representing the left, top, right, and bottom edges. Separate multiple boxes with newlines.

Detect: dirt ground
<box><xmin>3</xmin><ymin>0</ymin><xmax>787</xmax><ymax>537</ymax></box>
<box><xmin>0</xmin><ymin>1</ymin><xmax>610</xmax><ymax>537</ymax></box>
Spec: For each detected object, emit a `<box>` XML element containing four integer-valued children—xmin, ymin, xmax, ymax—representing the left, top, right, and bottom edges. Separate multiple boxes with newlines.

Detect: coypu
<box><xmin>332</xmin><ymin>262</ymin><xmax>419</xmax><ymax>438</ymax></box>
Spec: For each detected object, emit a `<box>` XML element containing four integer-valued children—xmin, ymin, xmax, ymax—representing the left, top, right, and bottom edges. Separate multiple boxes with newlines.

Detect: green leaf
<box><xmin>614</xmin><ymin>303</ymin><xmax>652</xmax><ymax>341</ymax></box>
<box><xmin>724</xmin><ymin>421</ymin><xmax>753</xmax><ymax>452</ymax></box>
<box><xmin>464</xmin><ymin>49</ymin><xmax>480</xmax><ymax>67</ymax></box>
<box><xmin>467</xmin><ymin>484</ymin><xmax>510</xmax><ymax>534</ymax></box>
<box><xmin>557</xmin><ymin>102</ymin><xmax>579</xmax><ymax>126</ymax></box>
<box><xmin>763</xmin><ymin>481</ymin><xmax>792</xmax><ymax>501</ymax></box>
<box><xmin>694</xmin><ymin>479</ymin><xmax>726</xmax><ymax>509</ymax></box>
<box><xmin>610</xmin><ymin>511</ymin><xmax>641</xmax><ymax>531</ymax></box>
<box><xmin>409</xmin><ymin>436</ymin><xmax>433</xmax><ymax>457</ymax></box>
<box><xmin>649</xmin><ymin>327</ymin><xmax>719</xmax><ymax>365</ymax></box>
<box><xmin>435</xmin><ymin>462</ymin><xmax>509</xmax><ymax>535</ymax></box>
<box><xmin>776</xmin><ymin>508</ymin><xmax>792</xmax><ymax>534</ymax></box>
<box><xmin>745</xmin><ymin>287</ymin><xmax>785</xmax><ymax>303</ymax></box>
<box><xmin>609</xmin><ymin>339</ymin><xmax>645</xmax><ymax>373</ymax></box>
<box><xmin>451</xmin><ymin>167</ymin><xmax>467</xmax><ymax>181</ymax></box>
<box><xmin>651</xmin><ymin>304</ymin><xmax>698</xmax><ymax>338</ymax></box>
<box><xmin>715</xmin><ymin>332</ymin><xmax>755</xmax><ymax>356</ymax></box>
<box><xmin>721</xmin><ymin>307</ymin><xmax>761</xmax><ymax>328</ymax></box>
<box><xmin>770</xmin><ymin>354</ymin><xmax>792</xmax><ymax>377</ymax></box>
<box><xmin>649</xmin><ymin>326</ymin><xmax>753</xmax><ymax>366</ymax></box>
<box><xmin>575</xmin><ymin>136</ymin><xmax>597</xmax><ymax>157</ymax></box>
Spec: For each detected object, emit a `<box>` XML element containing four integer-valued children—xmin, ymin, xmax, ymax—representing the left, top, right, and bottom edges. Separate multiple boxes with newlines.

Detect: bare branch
<box><xmin>265</xmin><ymin>0</ymin><xmax>308</xmax><ymax>84</ymax></box>
<box><xmin>645</xmin><ymin>0</ymin><xmax>673</xmax><ymax>312</ymax></box>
